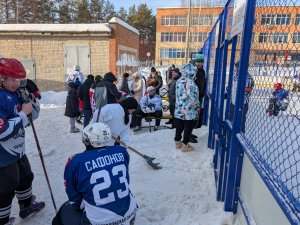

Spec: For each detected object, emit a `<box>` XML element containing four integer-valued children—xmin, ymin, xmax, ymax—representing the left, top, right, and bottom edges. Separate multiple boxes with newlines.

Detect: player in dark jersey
<box><xmin>52</xmin><ymin>122</ymin><xmax>138</xmax><ymax>225</ymax></box>
<box><xmin>0</xmin><ymin>58</ymin><xmax>45</xmax><ymax>225</ymax></box>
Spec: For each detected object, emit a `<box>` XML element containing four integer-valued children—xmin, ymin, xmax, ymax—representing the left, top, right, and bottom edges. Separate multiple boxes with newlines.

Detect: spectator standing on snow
<box><xmin>0</xmin><ymin>58</ymin><xmax>45</xmax><ymax>225</ymax></box>
<box><xmin>174</xmin><ymin>63</ymin><xmax>200</xmax><ymax>152</ymax></box>
<box><xmin>166</xmin><ymin>68</ymin><xmax>181</xmax><ymax>128</ymax></box>
<box><xmin>89</xmin><ymin>75</ymin><xmax>103</xmax><ymax>113</ymax></box>
<box><xmin>147</xmin><ymin>67</ymin><xmax>163</xmax><ymax>95</ymax></box>
<box><xmin>119</xmin><ymin>73</ymin><xmax>131</xmax><ymax>96</ymax></box>
<box><xmin>94</xmin><ymin>72</ymin><xmax>123</xmax><ymax>110</ymax></box>
<box><xmin>78</xmin><ymin>74</ymin><xmax>94</xmax><ymax>128</ymax></box>
<box><xmin>65</xmin><ymin>80</ymin><xmax>81</xmax><ymax>133</ymax></box>
<box><xmin>130</xmin><ymin>72</ymin><xmax>144</xmax><ymax>128</ymax></box>
<box><xmin>66</xmin><ymin>65</ymin><xmax>84</xmax><ymax>84</ymax></box>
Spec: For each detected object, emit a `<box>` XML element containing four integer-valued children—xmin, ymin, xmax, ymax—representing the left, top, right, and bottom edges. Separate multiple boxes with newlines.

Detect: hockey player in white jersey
<box><xmin>52</xmin><ymin>122</ymin><xmax>138</xmax><ymax>225</ymax></box>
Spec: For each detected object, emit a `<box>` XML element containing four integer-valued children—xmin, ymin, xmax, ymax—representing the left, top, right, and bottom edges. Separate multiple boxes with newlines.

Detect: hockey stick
<box><xmin>20</xmin><ymin>88</ymin><xmax>58</xmax><ymax>213</ymax></box>
<box><xmin>29</xmin><ymin>116</ymin><xmax>58</xmax><ymax>213</ymax></box>
<box><xmin>111</xmin><ymin>136</ymin><xmax>162</xmax><ymax>170</ymax></box>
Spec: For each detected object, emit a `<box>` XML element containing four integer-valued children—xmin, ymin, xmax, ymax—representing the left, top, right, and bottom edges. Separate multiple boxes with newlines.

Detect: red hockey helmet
<box><xmin>274</xmin><ymin>83</ymin><xmax>282</xmax><ymax>90</ymax></box>
<box><xmin>0</xmin><ymin>58</ymin><xmax>26</xmax><ymax>79</ymax></box>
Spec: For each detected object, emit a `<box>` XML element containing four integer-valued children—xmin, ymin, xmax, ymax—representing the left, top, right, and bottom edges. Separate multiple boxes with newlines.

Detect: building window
<box><xmin>160</xmin><ymin>48</ymin><xmax>185</xmax><ymax>59</ymax></box>
<box><xmin>189</xmin><ymin>32</ymin><xmax>208</xmax><ymax>42</ymax></box>
<box><xmin>261</xmin><ymin>14</ymin><xmax>291</xmax><ymax>25</ymax></box>
<box><xmin>161</xmin><ymin>15</ymin><xmax>187</xmax><ymax>26</ymax></box>
<box><xmin>292</xmin><ymin>33</ymin><xmax>300</xmax><ymax>43</ymax></box>
<box><xmin>273</xmin><ymin>32</ymin><xmax>288</xmax><ymax>43</ymax></box>
<box><xmin>161</xmin><ymin>32</ymin><xmax>186</xmax><ymax>42</ymax></box>
<box><xmin>296</xmin><ymin>14</ymin><xmax>300</xmax><ymax>25</ymax></box>
<box><xmin>192</xmin><ymin>15</ymin><xmax>214</xmax><ymax>25</ymax></box>
<box><xmin>258</xmin><ymin>33</ymin><xmax>268</xmax><ymax>43</ymax></box>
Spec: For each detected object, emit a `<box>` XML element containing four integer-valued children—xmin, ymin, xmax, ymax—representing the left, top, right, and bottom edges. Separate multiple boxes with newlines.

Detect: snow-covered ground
<box><xmin>9</xmin><ymin>91</ymin><xmax>233</xmax><ymax>225</ymax></box>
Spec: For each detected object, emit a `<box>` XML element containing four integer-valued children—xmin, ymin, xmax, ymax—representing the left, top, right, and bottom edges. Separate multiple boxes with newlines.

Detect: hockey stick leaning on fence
<box><xmin>111</xmin><ymin>136</ymin><xmax>162</xmax><ymax>170</ymax></box>
<box><xmin>29</xmin><ymin>116</ymin><xmax>58</xmax><ymax>213</ymax></box>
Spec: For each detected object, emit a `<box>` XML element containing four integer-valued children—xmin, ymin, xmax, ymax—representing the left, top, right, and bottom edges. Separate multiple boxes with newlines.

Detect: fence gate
<box><xmin>204</xmin><ymin>0</ymin><xmax>300</xmax><ymax>224</ymax></box>
<box><xmin>64</xmin><ymin>44</ymin><xmax>90</xmax><ymax>79</ymax></box>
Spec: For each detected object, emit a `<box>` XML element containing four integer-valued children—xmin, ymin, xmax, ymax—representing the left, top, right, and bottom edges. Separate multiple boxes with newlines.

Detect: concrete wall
<box><xmin>234</xmin><ymin>155</ymin><xmax>291</xmax><ymax>225</ymax></box>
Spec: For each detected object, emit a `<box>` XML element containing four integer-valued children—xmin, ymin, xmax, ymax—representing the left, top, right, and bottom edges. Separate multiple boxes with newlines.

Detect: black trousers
<box><xmin>174</xmin><ymin>119</ymin><xmax>194</xmax><ymax>145</ymax></box>
<box><xmin>135</xmin><ymin>106</ymin><xmax>163</xmax><ymax>127</ymax></box>
<box><xmin>52</xmin><ymin>201</ymin><xmax>136</xmax><ymax>225</ymax></box>
<box><xmin>0</xmin><ymin>155</ymin><xmax>34</xmax><ymax>225</ymax></box>
<box><xmin>168</xmin><ymin>104</ymin><xmax>175</xmax><ymax>127</ymax></box>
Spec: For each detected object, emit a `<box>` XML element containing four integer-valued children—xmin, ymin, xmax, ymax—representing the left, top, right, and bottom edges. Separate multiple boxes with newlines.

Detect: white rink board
<box><xmin>234</xmin><ymin>155</ymin><xmax>291</xmax><ymax>225</ymax></box>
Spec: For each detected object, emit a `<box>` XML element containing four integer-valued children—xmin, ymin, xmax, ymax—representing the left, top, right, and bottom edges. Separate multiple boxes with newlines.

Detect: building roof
<box><xmin>109</xmin><ymin>17</ymin><xmax>139</xmax><ymax>35</ymax></box>
<box><xmin>0</xmin><ymin>23</ymin><xmax>112</xmax><ymax>33</ymax></box>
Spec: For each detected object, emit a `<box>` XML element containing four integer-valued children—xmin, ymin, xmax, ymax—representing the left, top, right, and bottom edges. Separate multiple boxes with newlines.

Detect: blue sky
<box><xmin>110</xmin><ymin>0</ymin><xmax>182</xmax><ymax>14</ymax></box>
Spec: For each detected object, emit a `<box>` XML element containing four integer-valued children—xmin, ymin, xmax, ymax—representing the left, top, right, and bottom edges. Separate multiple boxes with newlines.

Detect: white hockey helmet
<box><xmin>82</xmin><ymin>122</ymin><xmax>112</xmax><ymax>148</ymax></box>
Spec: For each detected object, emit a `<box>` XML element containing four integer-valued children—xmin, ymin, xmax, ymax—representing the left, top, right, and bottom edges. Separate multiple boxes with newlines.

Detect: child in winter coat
<box><xmin>266</xmin><ymin>83</ymin><xmax>289</xmax><ymax>116</ymax></box>
<box><xmin>65</xmin><ymin>81</ymin><xmax>81</xmax><ymax>133</ymax></box>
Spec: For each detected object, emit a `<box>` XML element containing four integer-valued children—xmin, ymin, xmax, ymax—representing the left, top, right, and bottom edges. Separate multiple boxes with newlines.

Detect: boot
<box><xmin>181</xmin><ymin>143</ymin><xmax>193</xmax><ymax>152</ymax></box>
<box><xmin>154</xmin><ymin>126</ymin><xmax>159</xmax><ymax>131</ymax></box>
<box><xmin>175</xmin><ymin>141</ymin><xmax>182</xmax><ymax>149</ymax></box>
<box><xmin>19</xmin><ymin>196</ymin><xmax>45</xmax><ymax>219</ymax></box>
<box><xmin>70</xmin><ymin>127</ymin><xmax>80</xmax><ymax>133</ymax></box>
<box><xmin>133</xmin><ymin>126</ymin><xmax>142</xmax><ymax>133</ymax></box>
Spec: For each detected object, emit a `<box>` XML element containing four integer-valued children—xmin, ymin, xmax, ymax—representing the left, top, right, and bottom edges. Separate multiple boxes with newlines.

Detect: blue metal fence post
<box><xmin>208</xmin><ymin>14</ymin><xmax>222</xmax><ymax>150</ymax></box>
<box><xmin>224</xmin><ymin>0</ymin><xmax>257</xmax><ymax>213</ymax></box>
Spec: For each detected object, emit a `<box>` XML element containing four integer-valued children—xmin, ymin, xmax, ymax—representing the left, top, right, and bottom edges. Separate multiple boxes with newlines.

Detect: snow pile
<box><xmin>10</xmin><ymin>91</ymin><xmax>233</xmax><ymax>225</ymax></box>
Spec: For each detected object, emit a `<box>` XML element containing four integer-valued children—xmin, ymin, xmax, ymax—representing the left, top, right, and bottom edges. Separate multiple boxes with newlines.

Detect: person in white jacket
<box><xmin>91</xmin><ymin>97</ymin><xmax>138</xmax><ymax>146</ymax></box>
<box><xmin>65</xmin><ymin>65</ymin><xmax>84</xmax><ymax>84</ymax></box>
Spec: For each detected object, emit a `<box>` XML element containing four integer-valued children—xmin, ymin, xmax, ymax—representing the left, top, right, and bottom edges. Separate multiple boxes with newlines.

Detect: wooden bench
<box><xmin>141</xmin><ymin>114</ymin><xmax>173</xmax><ymax>132</ymax></box>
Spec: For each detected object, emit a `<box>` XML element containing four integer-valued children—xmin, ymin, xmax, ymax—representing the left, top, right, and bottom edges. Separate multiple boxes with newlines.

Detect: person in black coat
<box><xmin>94</xmin><ymin>72</ymin><xmax>122</xmax><ymax>109</ymax></box>
<box><xmin>166</xmin><ymin>68</ymin><xmax>181</xmax><ymax>128</ymax></box>
<box><xmin>119</xmin><ymin>73</ymin><xmax>131</xmax><ymax>96</ymax></box>
<box><xmin>78</xmin><ymin>74</ymin><xmax>94</xmax><ymax>128</ymax></box>
<box><xmin>65</xmin><ymin>82</ymin><xmax>81</xmax><ymax>133</ymax></box>
<box><xmin>190</xmin><ymin>55</ymin><xmax>206</xmax><ymax>142</ymax></box>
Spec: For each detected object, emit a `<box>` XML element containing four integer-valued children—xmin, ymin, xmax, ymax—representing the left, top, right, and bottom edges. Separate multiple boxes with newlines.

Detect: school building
<box><xmin>155</xmin><ymin>6</ymin><xmax>300</xmax><ymax>66</ymax></box>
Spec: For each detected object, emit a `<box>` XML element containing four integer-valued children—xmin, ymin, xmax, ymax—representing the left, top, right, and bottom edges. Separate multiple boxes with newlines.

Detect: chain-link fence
<box><xmin>204</xmin><ymin>0</ymin><xmax>300</xmax><ymax>223</ymax></box>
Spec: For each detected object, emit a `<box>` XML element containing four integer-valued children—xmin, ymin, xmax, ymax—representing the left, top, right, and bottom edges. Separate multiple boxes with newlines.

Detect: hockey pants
<box><xmin>52</xmin><ymin>201</ymin><xmax>136</xmax><ymax>225</ymax></box>
<box><xmin>0</xmin><ymin>155</ymin><xmax>34</xmax><ymax>225</ymax></box>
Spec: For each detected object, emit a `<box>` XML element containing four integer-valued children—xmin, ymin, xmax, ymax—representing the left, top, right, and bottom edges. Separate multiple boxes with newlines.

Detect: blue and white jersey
<box><xmin>0</xmin><ymin>89</ymin><xmax>29</xmax><ymax>168</ymax></box>
<box><xmin>64</xmin><ymin>146</ymin><xmax>138</xmax><ymax>225</ymax></box>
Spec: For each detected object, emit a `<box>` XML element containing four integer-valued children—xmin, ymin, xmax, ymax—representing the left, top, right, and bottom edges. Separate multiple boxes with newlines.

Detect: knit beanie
<box><xmin>120</xmin><ymin>97</ymin><xmax>138</xmax><ymax>110</ymax></box>
<box><xmin>151</xmin><ymin>67</ymin><xmax>156</xmax><ymax>72</ymax></box>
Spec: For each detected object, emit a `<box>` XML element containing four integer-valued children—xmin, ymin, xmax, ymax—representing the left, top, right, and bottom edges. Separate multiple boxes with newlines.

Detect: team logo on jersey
<box><xmin>0</xmin><ymin>118</ymin><xmax>6</xmax><ymax>132</ymax></box>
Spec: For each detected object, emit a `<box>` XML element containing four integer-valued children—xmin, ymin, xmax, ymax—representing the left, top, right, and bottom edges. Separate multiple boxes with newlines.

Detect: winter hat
<box><xmin>123</xmin><ymin>72</ymin><xmax>130</xmax><ymax>78</ymax></box>
<box><xmin>151</xmin><ymin>67</ymin><xmax>156</xmax><ymax>72</ymax></box>
<box><xmin>194</xmin><ymin>52</ymin><xmax>204</xmax><ymax>63</ymax></box>
<box><xmin>95</xmin><ymin>75</ymin><xmax>102</xmax><ymax>84</ymax></box>
<box><xmin>120</xmin><ymin>97</ymin><xmax>138</xmax><ymax>110</ymax></box>
<box><xmin>182</xmin><ymin>63</ymin><xmax>197</xmax><ymax>79</ymax></box>
<box><xmin>87</xmin><ymin>74</ymin><xmax>94</xmax><ymax>80</ymax></box>
<box><xmin>172</xmin><ymin>68</ymin><xmax>180</xmax><ymax>74</ymax></box>
<box><xmin>74</xmin><ymin>64</ymin><xmax>80</xmax><ymax>71</ymax></box>
<box><xmin>120</xmin><ymin>97</ymin><xmax>138</xmax><ymax>125</ymax></box>
<box><xmin>147</xmin><ymin>86</ymin><xmax>155</xmax><ymax>92</ymax></box>
<box><xmin>133</xmin><ymin>72</ymin><xmax>139</xmax><ymax>78</ymax></box>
